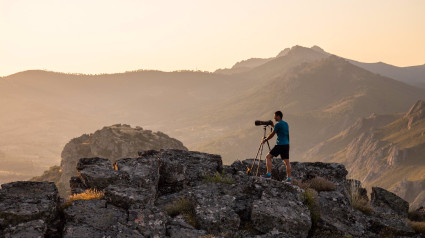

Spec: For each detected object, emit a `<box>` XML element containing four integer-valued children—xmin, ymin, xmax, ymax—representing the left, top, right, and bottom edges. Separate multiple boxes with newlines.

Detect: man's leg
<box><xmin>266</xmin><ymin>153</ymin><xmax>273</xmax><ymax>173</ymax></box>
<box><xmin>283</xmin><ymin>159</ymin><xmax>291</xmax><ymax>178</ymax></box>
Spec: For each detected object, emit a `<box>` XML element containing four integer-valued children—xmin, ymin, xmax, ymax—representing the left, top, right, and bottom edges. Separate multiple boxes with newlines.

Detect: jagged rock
<box><xmin>2</xmin><ymin>219</ymin><xmax>46</xmax><ymax>238</ymax></box>
<box><xmin>313</xmin><ymin>190</ymin><xmax>369</xmax><ymax>237</ymax></box>
<box><xmin>368</xmin><ymin>215</ymin><xmax>415</xmax><ymax>237</ymax></box>
<box><xmin>105</xmin><ymin>185</ymin><xmax>154</xmax><ymax>209</ymax></box>
<box><xmin>114</xmin><ymin>154</ymin><xmax>160</xmax><ymax>194</ymax></box>
<box><xmin>63</xmin><ymin>199</ymin><xmax>129</xmax><ymax>238</ymax></box>
<box><xmin>250</xmin><ymin>179</ymin><xmax>311</xmax><ymax>238</ymax></box>
<box><xmin>157</xmin><ymin>149</ymin><xmax>222</xmax><ymax>195</ymax></box>
<box><xmin>166</xmin><ymin>215</ymin><xmax>207</xmax><ymax>238</ymax></box>
<box><xmin>0</xmin><ymin>181</ymin><xmax>60</xmax><ymax>237</ymax></box>
<box><xmin>188</xmin><ymin>183</ymin><xmax>241</xmax><ymax>235</ymax></box>
<box><xmin>127</xmin><ymin>206</ymin><xmax>169</xmax><ymax>238</ymax></box>
<box><xmin>290</xmin><ymin>162</ymin><xmax>348</xmax><ymax>184</ymax></box>
<box><xmin>69</xmin><ymin>176</ymin><xmax>87</xmax><ymax>195</ymax></box>
<box><xmin>371</xmin><ymin>187</ymin><xmax>409</xmax><ymax>217</ymax></box>
<box><xmin>77</xmin><ymin>157</ymin><xmax>124</xmax><ymax>190</ymax></box>
<box><xmin>59</xmin><ymin>124</ymin><xmax>187</xmax><ymax>193</ymax></box>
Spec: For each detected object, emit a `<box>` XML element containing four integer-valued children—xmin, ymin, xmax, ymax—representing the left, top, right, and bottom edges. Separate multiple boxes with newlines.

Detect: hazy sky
<box><xmin>1</xmin><ymin>0</ymin><xmax>425</xmax><ymax>76</ymax></box>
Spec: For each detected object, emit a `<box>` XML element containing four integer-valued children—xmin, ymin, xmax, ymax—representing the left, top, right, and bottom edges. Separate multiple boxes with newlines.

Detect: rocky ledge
<box><xmin>0</xmin><ymin>149</ymin><xmax>423</xmax><ymax>237</ymax></box>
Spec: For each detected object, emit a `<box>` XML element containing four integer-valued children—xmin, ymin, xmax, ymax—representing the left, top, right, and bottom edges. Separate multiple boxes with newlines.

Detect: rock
<box><xmin>313</xmin><ymin>190</ymin><xmax>369</xmax><ymax>237</ymax></box>
<box><xmin>76</xmin><ymin>157</ymin><xmax>124</xmax><ymax>190</ymax></box>
<box><xmin>158</xmin><ymin>149</ymin><xmax>222</xmax><ymax>195</ymax></box>
<box><xmin>59</xmin><ymin>124</ymin><xmax>187</xmax><ymax>194</ymax></box>
<box><xmin>230</xmin><ymin>158</ymin><xmax>288</xmax><ymax>181</ymax></box>
<box><xmin>411</xmin><ymin>191</ymin><xmax>425</xmax><ymax>211</ymax></box>
<box><xmin>114</xmin><ymin>154</ymin><xmax>160</xmax><ymax>194</ymax></box>
<box><xmin>166</xmin><ymin>215</ymin><xmax>207</xmax><ymax>238</ymax></box>
<box><xmin>69</xmin><ymin>176</ymin><xmax>87</xmax><ymax>195</ymax></box>
<box><xmin>0</xmin><ymin>181</ymin><xmax>60</xmax><ymax>236</ymax></box>
<box><xmin>63</xmin><ymin>199</ymin><xmax>128</xmax><ymax>238</ymax></box>
<box><xmin>188</xmin><ymin>183</ymin><xmax>240</xmax><ymax>235</ymax></box>
<box><xmin>290</xmin><ymin>162</ymin><xmax>348</xmax><ymax>184</ymax></box>
<box><xmin>371</xmin><ymin>187</ymin><xmax>409</xmax><ymax>217</ymax></box>
<box><xmin>127</xmin><ymin>206</ymin><xmax>169</xmax><ymax>238</ymax></box>
<box><xmin>105</xmin><ymin>185</ymin><xmax>154</xmax><ymax>209</ymax></box>
<box><xmin>2</xmin><ymin>219</ymin><xmax>46</xmax><ymax>238</ymax></box>
<box><xmin>250</xmin><ymin>178</ymin><xmax>311</xmax><ymax>238</ymax></box>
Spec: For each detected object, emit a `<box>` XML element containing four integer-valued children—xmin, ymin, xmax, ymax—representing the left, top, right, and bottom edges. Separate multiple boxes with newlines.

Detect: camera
<box><xmin>254</xmin><ymin>120</ymin><xmax>273</xmax><ymax>126</ymax></box>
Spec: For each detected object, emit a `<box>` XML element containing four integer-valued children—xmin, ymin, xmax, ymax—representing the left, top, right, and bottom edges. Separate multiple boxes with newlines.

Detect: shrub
<box><xmin>62</xmin><ymin>189</ymin><xmax>104</xmax><ymax>208</ymax></box>
<box><xmin>165</xmin><ymin>197</ymin><xmax>198</xmax><ymax>228</ymax></box>
<box><xmin>408</xmin><ymin>220</ymin><xmax>425</xmax><ymax>234</ymax></box>
<box><xmin>307</xmin><ymin>177</ymin><xmax>336</xmax><ymax>192</ymax></box>
<box><xmin>349</xmin><ymin>182</ymin><xmax>373</xmax><ymax>215</ymax></box>
<box><xmin>302</xmin><ymin>188</ymin><xmax>320</xmax><ymax>227</ymax></box>
<box><xmin>202</xmin><ymin>171</ymin><xmax>234</xmax><ymax>184</ymax></box>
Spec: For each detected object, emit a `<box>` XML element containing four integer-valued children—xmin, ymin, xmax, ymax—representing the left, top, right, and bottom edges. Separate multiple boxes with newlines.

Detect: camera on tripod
<box><xmin>254</xmin><ymin>120</ymin><xmax>273</xmax><ymax>126</ymax></box>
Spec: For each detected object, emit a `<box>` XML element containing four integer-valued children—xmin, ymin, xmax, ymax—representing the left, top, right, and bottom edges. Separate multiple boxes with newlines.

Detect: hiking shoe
<box><xmin>285</xmin><ymin>177</ymin><xmax>292</xmax><ymax>182</ymax></box>
<box><xmin>261</xmin><ymin>173</ymin><xmax>271</xmax><ymax>179</ymax></box>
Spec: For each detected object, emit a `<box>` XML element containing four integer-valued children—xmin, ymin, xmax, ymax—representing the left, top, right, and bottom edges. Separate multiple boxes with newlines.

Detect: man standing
<box><xmin>260</xmin><ymin>111</ymin><xmax>291</xmax><ymax>182</ymax></box>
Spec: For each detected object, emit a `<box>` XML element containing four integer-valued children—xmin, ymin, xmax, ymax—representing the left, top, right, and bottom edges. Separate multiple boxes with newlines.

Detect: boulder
<box><xmin>157</xmin><ymin>149</ymin><xmax>222</xmax><ymax>195</ymax></box>
<box><xmin>371</xmin><ymin>187</ymin><xmax>409</xmax><ymax>218</ymax></box>
<box><xmin>250</xmin><ymin>178</ymin><xmax>311</xmax><ymax>238</ymax></box>
<box><xmin>63</xmin><ymin>199</ymin><xmax>129</xmax><ymax>238</ymax></box>
<box><xmin>0</xmin><ymin>181</ymin><xmax>60</xmax><ymax>236</ymax></box>
<box><xmin>77</xmin><ymin>157</ymin><xmax>124</xmax><ymax>190</ymax></box>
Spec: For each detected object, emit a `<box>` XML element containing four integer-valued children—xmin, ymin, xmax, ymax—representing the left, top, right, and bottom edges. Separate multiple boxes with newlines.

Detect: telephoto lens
<box><xmin>254</xmin><ymin>120</ymin><xmax>273</xmax><ymax>126</ymax></box>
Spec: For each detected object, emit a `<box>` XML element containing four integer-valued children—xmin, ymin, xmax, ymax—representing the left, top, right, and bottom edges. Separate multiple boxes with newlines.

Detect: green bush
<box><xmin>202</xmin><ymin>171</ymin><xmax>234</xmax><ymax>184</ymax></box>
<box><xmin>302</xmin><ymin>188</ymin><xmax>320</xmax><ymax>227</ymax></box>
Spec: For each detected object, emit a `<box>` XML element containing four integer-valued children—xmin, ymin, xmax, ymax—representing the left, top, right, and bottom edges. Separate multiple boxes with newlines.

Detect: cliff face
<box><xmin>58</xmin><ymin>124</ymin><xmax>187</xmax><ymax>194</ymax></box>
<box><xmin>0</xmin><ymin>149</ymin><xmax>420</xmax><ymax>237</ymax></box>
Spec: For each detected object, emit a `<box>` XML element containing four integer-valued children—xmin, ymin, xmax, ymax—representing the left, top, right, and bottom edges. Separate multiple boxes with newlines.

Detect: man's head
<box><xmin>274</xmin><ymin>111</ymin><xmax>283</xmax><ymax>121</ymax></box>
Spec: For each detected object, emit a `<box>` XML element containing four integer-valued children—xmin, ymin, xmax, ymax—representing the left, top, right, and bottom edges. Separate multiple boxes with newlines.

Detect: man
<box><xmin>260</xmin><ymin>111</ymin><xmax>291</xmax><ymax>182</ymax></box>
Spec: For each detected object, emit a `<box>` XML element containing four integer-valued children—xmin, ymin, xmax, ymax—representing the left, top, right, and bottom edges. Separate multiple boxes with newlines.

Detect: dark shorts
<box><xmin>270</xmin><ymin>144</ymin><xmax>290</xmax><ymax>159</ymax></box>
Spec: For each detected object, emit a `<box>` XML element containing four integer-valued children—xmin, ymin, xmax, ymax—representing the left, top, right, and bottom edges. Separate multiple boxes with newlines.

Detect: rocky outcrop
<box><xmin>0</xmin><ymin>182</ymin><xmax>60</xmax><ymax>237</ymax></box>
<box><xmin>58</xmin><ymin>124</ymin><xmax>187</xmax><ymax>194</ymax></box>
<box><xmin>1</xmin><ymin>150</ymin><xmax>421</xmax><ymax>237</ymax></box>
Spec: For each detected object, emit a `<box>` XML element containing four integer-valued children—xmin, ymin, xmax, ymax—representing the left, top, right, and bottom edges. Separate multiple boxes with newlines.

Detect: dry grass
<box><xmin>165</xmin><ymin>197</ymin><xmax>199</xmax><ymax>228</ymax></box>
<box><xmin>349</xmin><ymin>182</ymin><xmax>373</xmax><ymax>215</ymax></box>
<box><xmin>302</xmin><ymin>188</ymin><xmax>320</xmax><ymax>227</ymax></box>
<box><xmin>292</xmin><ymin>176</ymin><xmax>336</xmax><ymax>192</ymax></box>
<box><xmin>408</xmin><ymin>220</ymin><xmax>425</xmax><ymax>234</ymax></box>
<box><xmin>62</xmin><ymin>189</ymin><xmax>104</xmax><ymax>208</ymax></box>
<box><xmin>307</xmin><ymin>177</ymin><xmax>336</xmax><ymax>191</ymax></box>
<box><xmin>202</xmin><ymin>171</ymin><xmax>234</xmax><ymax>184</ymax></box>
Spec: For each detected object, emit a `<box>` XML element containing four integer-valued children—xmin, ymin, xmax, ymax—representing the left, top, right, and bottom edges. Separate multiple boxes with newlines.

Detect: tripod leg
<box><xmin>256</xmin><ymin>142</ymin><xmax>264</xmax><ymax>176</ymax></box>
<box><xmin>249</xmin><ymin>141</ymin><xmax>263</xmax><ymax>174</ymax></box>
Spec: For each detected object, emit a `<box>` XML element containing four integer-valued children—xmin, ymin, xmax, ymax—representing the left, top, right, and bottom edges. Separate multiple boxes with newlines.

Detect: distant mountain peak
<box><xmin>276</xmin><ymin>48</ymin><xmax>290</xmax><ymax>58</ymax></box>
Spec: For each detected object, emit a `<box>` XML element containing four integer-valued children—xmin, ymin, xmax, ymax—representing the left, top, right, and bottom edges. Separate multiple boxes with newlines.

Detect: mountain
<box><xmin>348</xmin><ymin>61</ymin><xmax>425</xmax><ymax>88</ymax></box>
<box><xmin>305</xmin><ymin>100</ymin><xmax>425</xmax><ymax>202</ymax></box>
<box><xmin>1</xmin><ymin>45</ymin><xmax>425</xmax><ymax>184</ymax></box>
<box><xmin>194</xmin><ymin>55</ymin><xmax>425</xmax><ymax>163</ymax></box>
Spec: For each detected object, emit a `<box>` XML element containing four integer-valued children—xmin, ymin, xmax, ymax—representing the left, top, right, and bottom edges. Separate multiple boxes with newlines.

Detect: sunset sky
<box><xmin>1</xmin><ymin>0</ymin><xmax>424</xmax><ymax>76</ymax></box>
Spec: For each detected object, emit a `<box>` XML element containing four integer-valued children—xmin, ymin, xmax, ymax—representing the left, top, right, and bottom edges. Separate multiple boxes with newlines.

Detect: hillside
<box><xmin>1</xmin><ymin>45</ymin><xmax>425</xmax><ymax>184</ymax></box>
<box><xmin>348</xmin><ymin>60</ymin><xmax>425</xmax><ymax>88</ymax></box>
<box><xmin>306</xmin><ymin>100</ymin><xmax>425</xmax><ymax>202</ymax></box>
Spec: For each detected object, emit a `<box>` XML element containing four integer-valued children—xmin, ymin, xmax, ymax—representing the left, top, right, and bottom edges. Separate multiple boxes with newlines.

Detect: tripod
<box><xmin>247</xmin><ymin>125</ymin><xmax>272</xmax><ymax>176</ymax></box>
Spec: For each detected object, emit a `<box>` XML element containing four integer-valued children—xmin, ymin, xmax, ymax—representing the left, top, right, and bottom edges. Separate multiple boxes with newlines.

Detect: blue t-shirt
<box><xmin>274</xmin><ymin>120</ymin><xmax>289</xmax><ymax>145</ymax></box>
